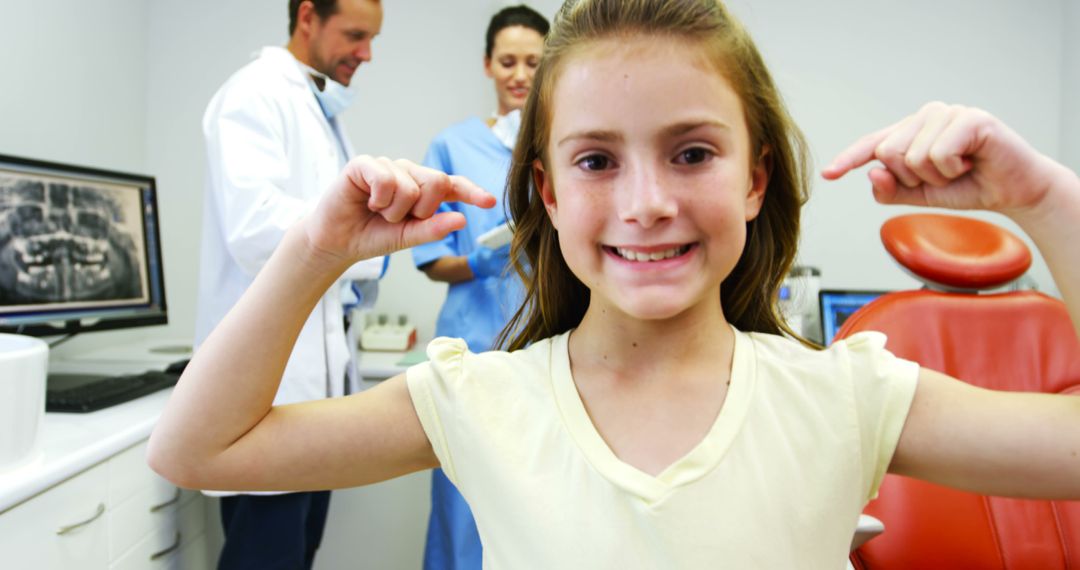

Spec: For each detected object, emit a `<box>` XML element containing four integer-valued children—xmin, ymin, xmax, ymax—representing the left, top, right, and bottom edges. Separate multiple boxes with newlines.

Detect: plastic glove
<box><xmin>466</xmin><ymin>244</ymin><xmax>511</xmax><ymax>279</ymax></box>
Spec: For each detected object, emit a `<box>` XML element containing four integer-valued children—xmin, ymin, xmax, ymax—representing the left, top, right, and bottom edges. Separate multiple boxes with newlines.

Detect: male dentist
<box><xmin>196</xmin><ymin>1</ymin><xmax>386</xmax><ymax>568</ymax></box>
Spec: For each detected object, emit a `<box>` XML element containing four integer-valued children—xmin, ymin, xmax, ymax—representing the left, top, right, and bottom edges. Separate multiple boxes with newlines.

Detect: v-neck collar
<box><xmin>551</xmin><ymin>327</ymin><xmax>756</xmax><ymax>504</ymax></box>
<box><xmin>465</xmin><ymin>116</ymin><xmax>508</xmax><ymax>150</ymax></box>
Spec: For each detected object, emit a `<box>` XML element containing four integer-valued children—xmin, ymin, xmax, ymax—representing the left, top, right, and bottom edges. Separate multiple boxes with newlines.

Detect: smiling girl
<box><xmin>150</xmin><ymin>1</ymin><xmax>1080</xmax><ymax>567</ymax></box>
<box><xmin>410</xmin><ymin>6</ymin><xmax>549</xmax><ymax>569</ymax></box>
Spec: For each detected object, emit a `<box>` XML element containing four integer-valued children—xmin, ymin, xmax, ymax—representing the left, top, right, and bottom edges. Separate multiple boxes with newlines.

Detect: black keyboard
<box><xmin>46</xmin><ymin>370</ymin><xmax>181</xmax><ymax>413</ymax></box>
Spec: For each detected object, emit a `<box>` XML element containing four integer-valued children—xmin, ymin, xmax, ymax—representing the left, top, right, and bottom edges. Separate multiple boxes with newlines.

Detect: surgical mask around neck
<box><xmin>491</xmin><ymin>109</ymin><xmax>522</xmax><ymax>149</ymax></box>
<box><xmin>301</xmin><ymin>64</ymin><xmax>356</xmax><ymax>119</ymax></box>
<box><xmin>314</xmin><ymin>76</ymin><xmax>356</xmax><ymax>119</ymax></box>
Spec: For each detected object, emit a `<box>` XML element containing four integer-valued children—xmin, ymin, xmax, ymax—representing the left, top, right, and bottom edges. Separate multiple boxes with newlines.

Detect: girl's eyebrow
<box><xmin>557</xmin><ymin>129</ymin><xmax>622</xmax><ymax>147</ymax></box>
<box><xmin>661</xmin><ymin>119</ymin><xmax>732</xmax><ymax>138</ymax></box>
<box><xmin>556</xmin><ymin>120</ymin><xmax>732</xmax><ymax>148</ymax></box>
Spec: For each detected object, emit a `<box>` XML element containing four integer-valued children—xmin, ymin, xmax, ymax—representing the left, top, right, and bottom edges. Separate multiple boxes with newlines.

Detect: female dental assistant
<box><xmin>409</xmin><ymin>5</ymin><xmax>549</xmax><ymax>569</ymax></box>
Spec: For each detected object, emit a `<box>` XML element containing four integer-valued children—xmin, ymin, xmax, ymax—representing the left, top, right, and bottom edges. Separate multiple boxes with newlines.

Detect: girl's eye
<box><xmin>676</xmin><ymin>147</ymin><xmax>711</xmax><ymax>165</ymax></box>
<box><xmin>577</xmin><ymin>154</ymin><xmax>611</xmax><ymax>171</ymax></box>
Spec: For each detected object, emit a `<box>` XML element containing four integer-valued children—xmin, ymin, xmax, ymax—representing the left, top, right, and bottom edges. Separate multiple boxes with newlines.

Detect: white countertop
<box><xmin>0</xmin><ymin>345</ymin><xmax>409</xmax><ymax>514</ymax></box>
<box><xmin>0</xmin><ymin>387</ymin><xmax>172</xmax><ymax>514</ymax></box>
<box><xmin>0</xmin><ymin>345</ymin><xmax>188</xmax><ymax>515</ymax></box>
<box><xmin>357</xmin><ymin>349</ymin><xmax>416</xmax><ymax>381</ymax></box>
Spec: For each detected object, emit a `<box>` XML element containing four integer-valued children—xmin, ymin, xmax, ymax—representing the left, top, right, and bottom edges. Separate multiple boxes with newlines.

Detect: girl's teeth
<box><xmin>615</xmin><ymin>246</ymin><xmax>686</xmax><ymax>262</ymax></box>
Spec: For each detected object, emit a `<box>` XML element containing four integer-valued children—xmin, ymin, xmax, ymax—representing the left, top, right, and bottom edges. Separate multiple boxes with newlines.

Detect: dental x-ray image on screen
<box><xmin>0</xmin><ymin>154</ymin><xmax>166</xmax><ymax>337</ymax></box>
<box><xmin>0</xmin><ymin>175</ymin><xmax>146</xmax><ymax>305</ymax></box>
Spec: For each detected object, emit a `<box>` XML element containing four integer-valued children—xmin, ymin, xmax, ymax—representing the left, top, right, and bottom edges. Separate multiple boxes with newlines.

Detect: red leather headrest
<box><xmin>880</xmin><ymin>214</ymin><xmax>1032</xmax><ymax>290</ymax></box>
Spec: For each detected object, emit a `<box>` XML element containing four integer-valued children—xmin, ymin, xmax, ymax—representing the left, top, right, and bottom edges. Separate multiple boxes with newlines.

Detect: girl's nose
<box><xmin>618</xmin><ymin>166</ymin><xmax>678</xmax><ymax>228</ymax></box>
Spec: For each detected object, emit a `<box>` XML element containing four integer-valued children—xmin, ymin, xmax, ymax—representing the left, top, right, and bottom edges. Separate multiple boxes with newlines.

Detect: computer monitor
<box><xmin>818</xmin><ymin>289</ymin><xmax>888</xmax><ymax>345</ymax></box>
<box><xmin>0</xmin><ymin>154</ymin><xmax>167</xmax><ymax>337</ymax></box>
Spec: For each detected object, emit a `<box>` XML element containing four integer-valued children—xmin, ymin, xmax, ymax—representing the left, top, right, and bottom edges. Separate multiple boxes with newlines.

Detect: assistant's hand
<box><xmin>467</xmin><ymin>244</ymin><xmax>511</xmax><ymax>279</ymax></box>
<box><xmin>304</xmin><ymin>156</ymin><xmax>496</xmax><ymax>269</ymax></box>
<box><xmin>821</xmin><ymin>102</ymin><xmax>1073</xmax><ymax>219</ymax></box>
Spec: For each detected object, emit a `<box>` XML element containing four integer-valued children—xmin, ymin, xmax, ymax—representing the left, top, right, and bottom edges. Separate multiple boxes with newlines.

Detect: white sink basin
<box><xmin>0</xmin><ymin>334</ymin><xmax>48</xmax><ymax>472</ymax></box>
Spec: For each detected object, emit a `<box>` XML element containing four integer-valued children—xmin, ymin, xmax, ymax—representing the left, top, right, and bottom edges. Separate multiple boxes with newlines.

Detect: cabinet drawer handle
<box><xmin>150</xmin><ymin>488</ymin><xmax>183</xmax><ymax>512</ymax></box>
<box><xmin>150</xmin><ymin>531</ymin><xmax>182</xmax><ymax>561</ymax></box>
<box><xmin>56</xmin><ymin>503</ymin><xmax>105</xmax><ymax>535</ymax></box>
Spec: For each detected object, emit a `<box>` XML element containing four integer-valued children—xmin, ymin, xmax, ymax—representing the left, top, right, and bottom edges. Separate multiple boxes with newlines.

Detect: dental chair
<box><xmin>834</xmin><ymin>213</ymin><xmax>1080</xmax><ymax>569</ymax></box>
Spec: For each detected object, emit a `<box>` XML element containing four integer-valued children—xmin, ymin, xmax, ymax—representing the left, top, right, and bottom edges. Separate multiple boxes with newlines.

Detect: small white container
<box><xmin>0</xmin><ymin>334</ymin><xmax>48</xmax><ymax>472</ymax></box>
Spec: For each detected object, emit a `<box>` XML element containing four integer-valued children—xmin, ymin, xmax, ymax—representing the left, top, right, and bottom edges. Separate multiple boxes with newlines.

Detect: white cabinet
<box><xmin>110</xmin><ymin>494</ymin><xmax>207</xmax><ymax>570</ymax></box>
<box><xmin>0</xmin><ymin>439</ymin><xmax>208</xmax><ymax>570</ymax></box>
<box><xmin>0</xmin><ymin>459</ymin><xmax>110</xmax><ymax>569</ymax></box>
<box><xmin>106</xmin><ymin>440</ymin><xmax>208</xmax><ymax>569</ymax></box>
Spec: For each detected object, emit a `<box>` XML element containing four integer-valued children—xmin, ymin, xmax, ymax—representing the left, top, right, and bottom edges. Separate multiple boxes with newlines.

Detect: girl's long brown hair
<box><xmin>496</xmin><ymin>0</ymin><xmax>814</xmax><ymax>351</ymax></box>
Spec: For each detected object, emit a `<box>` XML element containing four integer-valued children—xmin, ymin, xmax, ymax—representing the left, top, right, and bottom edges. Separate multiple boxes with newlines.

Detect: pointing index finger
<box><xmin>400</xmin><ymin>160</ymin><xmax>497</xmax><ymax>216</ymax></box>
<box><xmin>447</xmin><ymin>174</ymin><xmax>497</xmax><ymax>209</ymax></box>
<box><xmin>821</xmin><ymin>126</ymin><xmax>891</xmax><ymax>181</ymax></box>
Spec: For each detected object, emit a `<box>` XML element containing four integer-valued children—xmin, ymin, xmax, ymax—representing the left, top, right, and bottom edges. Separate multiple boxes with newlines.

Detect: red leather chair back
<box><xmin>839</xmin><ymin>214</ymin><xmax>1080</xmax><ymax>569</ymax></box>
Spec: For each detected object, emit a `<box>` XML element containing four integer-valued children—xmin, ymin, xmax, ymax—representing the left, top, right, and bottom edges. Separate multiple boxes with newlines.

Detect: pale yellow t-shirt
<box><xmin>406</xmin><ymin>328</ymin><xmax>918</xmax><ymax>569</ymax></box>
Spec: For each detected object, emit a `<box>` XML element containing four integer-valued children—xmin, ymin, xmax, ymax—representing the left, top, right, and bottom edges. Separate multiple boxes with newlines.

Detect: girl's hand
<box><xmin>821</xmin><ymin>102</ymin><xmax>1070</xmax><ymax>221</ymax></box>
<box><xmin>304</xmin><ymin>156</ymin><xmax>496</xmax><ymax>268</ymax></box>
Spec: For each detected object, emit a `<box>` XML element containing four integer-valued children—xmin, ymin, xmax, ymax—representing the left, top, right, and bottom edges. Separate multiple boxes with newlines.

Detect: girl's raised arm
<box><xmin>823</xmin><ymin>102</ymin><xmax>1080</xmax><ymax>334</ymax></box>
<box><xmin>147</xmin><ymin>156</ymin><xmax>494</xmax><ymax>492</ymax></box>
<box><xmin>823</xmin><ymin>103</ymin><xmax>1080</xmax><ymax>499</ymax></box>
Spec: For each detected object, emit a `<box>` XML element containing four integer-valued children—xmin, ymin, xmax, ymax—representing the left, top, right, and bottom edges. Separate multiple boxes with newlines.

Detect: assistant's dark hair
<box><xmin>288</xmin><ymin>0</ymin><xmax>339</xmax><ymax>35</ymax></box>
<box><xmin>485</xmin><ymin>5</ymin><xmax>551</xmax><ymax>59</ymax></box>
<box><xmin>497</xmin><ymin>0</ymin><xmax>814</xmax><ymax>351</ymax></box>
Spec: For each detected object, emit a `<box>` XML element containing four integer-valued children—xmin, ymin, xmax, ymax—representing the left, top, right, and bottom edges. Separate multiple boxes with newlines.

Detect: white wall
<box><xmin>727</xmin><ymin>0</ymin><xmax>1063</xmax><ymax>295</ymax></box>
<box><xmin>0</xmin><ymin>0</ymin><xmax>149</xmax><ymax>356</ymax></box>
<box><xmin>141</xmin><ymin>1</ymin><xmax>286</xmax><ymax>359</ymax></box>
<box><xmin>9</xmin><ymin>0</ymin><xmax>1064</xmax><ymax>354</ymax></box>
<box><xmin>1062</xmin><ymin>0</ymin><xmax>1080</xmax><ymax>172</ymax></box>
<box><xmin>0</xmin><ymin>0</ymin><xmax>1075</xmax><ymax>567</ymax></box>
<box><xmin>0</xmin><ymin>0</ymin><xmax>147</xmax><ymax>171</ymax></box>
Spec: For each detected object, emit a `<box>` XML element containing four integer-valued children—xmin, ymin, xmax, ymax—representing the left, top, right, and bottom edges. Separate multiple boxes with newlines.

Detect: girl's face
<box><xmin>536</xmin><ymin>36</ymin><xmax>768</xmax><ymax>323</ymax></box>
<box><xmin>484</xmin><ymin>26</ymin><xmax>545</xmax><ymax>115</ymax></box>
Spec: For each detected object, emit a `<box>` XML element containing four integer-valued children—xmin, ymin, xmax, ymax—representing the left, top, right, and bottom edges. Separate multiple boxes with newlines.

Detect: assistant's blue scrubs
<box><xmin>412</xmin><ymin>117</ymin><xmax>524</xmax><ymax>570</ymax></box>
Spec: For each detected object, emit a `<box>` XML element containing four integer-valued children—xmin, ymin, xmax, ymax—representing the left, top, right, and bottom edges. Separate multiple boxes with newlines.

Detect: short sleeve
<box><xmin>406</xmin><ymin>337</ymin><xmax>469</xmax><ymax>483</ymax></box>
<box><xmin>841</xmin><ymin>331</ymin><xmax>920</xmax><ymax>502</ymax></box>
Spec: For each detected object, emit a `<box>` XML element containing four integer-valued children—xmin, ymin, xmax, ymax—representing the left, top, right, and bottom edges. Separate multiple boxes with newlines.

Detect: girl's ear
<box><xmin>534</xmin><ymin>159</ymin><xmax>558</xmax><ymax>229</ymax></box>
<box><xmin>745</xmin><ymin>147</ymin><xmax>770</xmax><ymax>221</ymax></box>
<box><xmin>483</xmin><ymin>57</ymin><xmax>494</xmax><ymax>79</ymax></box>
